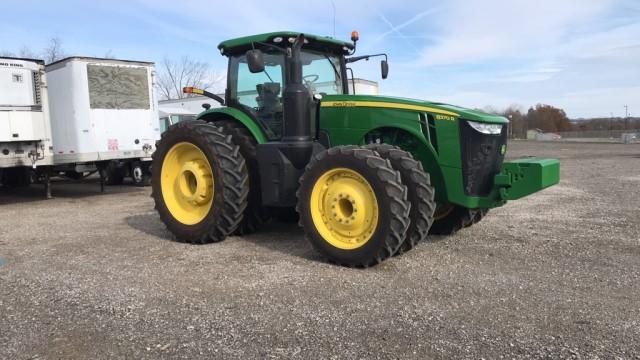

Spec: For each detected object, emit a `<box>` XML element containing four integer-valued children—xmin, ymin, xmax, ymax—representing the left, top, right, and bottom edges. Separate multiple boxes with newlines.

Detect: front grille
<box><xmin>459</xmin><ymin>120</ymin><xmax>507</xmax><ymax>196</ymax></box>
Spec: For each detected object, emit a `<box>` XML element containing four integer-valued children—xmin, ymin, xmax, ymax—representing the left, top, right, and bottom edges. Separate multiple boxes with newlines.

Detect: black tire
<box><xmin>1</xmin><ymin>167</ymin><xmax>31</xmax><ymax>187</ymax></box>
<box><xmin>429</xmin><ymin>205</ymin><xmax>486</xmax><ymax>235</ymax></box>
<box><xmin>466</xmin><ymin>208</ymin><xmax>489</xmax><ymax>227</ymax></box>
<box><xmin>103</xmin><ymin>161</ymin><xmax>125</xmax><ymax>185</ymax></box>
<box><xmin>296</xmin><ymin>146</ymin><xmax>411</xmax><ymax>267</ymax></box>
<box><xmin>64</xmin><ymin>171</ymin><xmax>85</xmax><ymax>180</ymax></box>
<box><xmin>365</xmin><ymin>144</ymin><xmax>436</xmax><ymax>254</ymax></box>
<box><xmin>131</xmin><ymin>161</ymin><xmax>151</xmax><ymax>187</ymax></box>
<box><xmin>214</xmin><ymin>119</ymin><xmax>270</xmax><ymax>234</ymax></box>
<box><xmin>272</xmin><ymin>207</ymin><xmax>299</xmax><ymax>223</ymax></box>
<box><xmin>151</xmin><ymin>120</ymin><xmax>249</xmax><ymax>244</ymax></box>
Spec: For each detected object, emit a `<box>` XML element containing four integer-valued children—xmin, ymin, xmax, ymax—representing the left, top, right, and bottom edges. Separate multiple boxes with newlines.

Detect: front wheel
<box><xmin>151</xmin><ymin>120</ymin><xmax>249</xmax><ymax>244</ymax></box>
<box><xmin>296</xmin><ymin>146</ymin><xmax>410</xmax><ymax>267</ymax></box>
<box><xmin>364</xmin><ymin>144</ymin><xmax>436</xmax><ymax>254</ymax></box>
<box><xmin>131</xmin><ymin>161</ymin><xmax>151</xmax><ymax>187</ymax></box>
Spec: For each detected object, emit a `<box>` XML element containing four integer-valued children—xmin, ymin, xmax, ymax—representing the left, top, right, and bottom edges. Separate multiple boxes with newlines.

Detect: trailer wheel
<box><xmin>1</xmin><ymin>167</ymin><xmax>31</xmax><ymax>187</ymax></box>
<box><xmin>102</xmin><ymin>161</ymin><xmax>125</xmax><ymax>185</ymax></box>
<box><xmin>215</xmin><ymin>119</ymin><xmax>270</xmax><ymax>234</ymax></box>
<box><xmin>365</xmin><ymin>144</ymin><xmax>436</xmax><ymax>254</ymax></box>
<box><xmin>429</xmin><ymin>204</ymin><xmax>487</xmax><ymax>235</ymax></box>
<box><xmin>131</xmin><ymin>161</ymin><xmax>151</xmax><ymax>187</ymax></box>
<box><xmin>64</xmin><ymin>171</ymin><xmax>85</xmax><ymax>180</ymax></box>
<box><xmin>151</xmin><ymin>120</ymin><xmax>249</xmax><ymax>243</ymax></box>
<box><xmin>296</xmin><ymin>146</ymin><xmax>410</xmax><ymax>267</ymax></box>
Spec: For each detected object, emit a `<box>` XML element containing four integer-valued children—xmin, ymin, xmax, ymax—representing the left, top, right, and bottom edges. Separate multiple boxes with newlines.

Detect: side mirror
<box><xmin>246</xmin><ymin>49</ymin><xmax>264</xmax><ymax>73</ymax></box>
<box><xmin>381</xmin><ymin>60</ymin><xmax>389</xmax><ymax>79</ymax></box>
<box><xmin>202</xmin><ymin>103</ymin><xmax>211</xmax><ymax>110</ymax></box>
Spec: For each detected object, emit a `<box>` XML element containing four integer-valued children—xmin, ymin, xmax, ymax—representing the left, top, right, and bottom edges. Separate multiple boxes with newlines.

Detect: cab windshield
<box><xmin>228</xmin><ymin>48</ymin><xmax>343</xmax><ymax>139</ymax></box>
<box><xmin>301</xmin><ymin>51</ymin><xmax>343</xmax><ymax>96</ymax></box>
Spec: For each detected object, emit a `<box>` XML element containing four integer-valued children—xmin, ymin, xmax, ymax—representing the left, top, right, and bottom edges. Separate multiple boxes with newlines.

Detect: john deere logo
<box><xmin>500</xmin><ymin>144</ymin><xmax>507</xmax><ymax>155</ymax></box>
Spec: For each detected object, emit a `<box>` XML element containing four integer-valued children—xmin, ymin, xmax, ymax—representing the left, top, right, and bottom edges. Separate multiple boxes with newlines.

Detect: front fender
<box><xmin>197</xmin><ymin>107</ymin><xmax>267</xmax><ymax>144</ymax></box>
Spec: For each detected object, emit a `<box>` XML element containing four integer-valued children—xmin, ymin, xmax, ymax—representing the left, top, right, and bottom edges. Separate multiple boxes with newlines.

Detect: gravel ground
<box><xmin>1</xmin><ymin>141</ymin><xmax>639</xmax><ymax>359</ymax></box>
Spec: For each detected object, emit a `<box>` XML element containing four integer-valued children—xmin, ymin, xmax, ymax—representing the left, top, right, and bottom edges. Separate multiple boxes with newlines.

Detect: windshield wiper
<box><xmin>324</xmin><ymin>55</ymin><xmax>341</xmax><ymax>82</ymax></box>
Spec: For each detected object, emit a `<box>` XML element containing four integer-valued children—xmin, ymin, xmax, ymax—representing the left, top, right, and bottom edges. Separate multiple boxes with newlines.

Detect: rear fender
<box><xmin>197</xmin><ymin>107</ymin><xmax>267</xmax><ymax>144</ymax></box>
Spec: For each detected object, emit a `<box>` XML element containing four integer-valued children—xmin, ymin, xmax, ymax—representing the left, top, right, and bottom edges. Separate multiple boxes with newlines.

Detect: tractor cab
<box><xmin>216</xmin><ymin>32</ymin><xmax>357</xmax><ymax>139</ymax></box>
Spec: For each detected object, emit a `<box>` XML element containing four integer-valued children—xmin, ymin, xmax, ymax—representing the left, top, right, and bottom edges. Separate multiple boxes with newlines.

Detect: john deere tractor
<box><xmin>152</xmin><ymin>31</ymin><xmax>559</xmax><ymax>267</ymax></box>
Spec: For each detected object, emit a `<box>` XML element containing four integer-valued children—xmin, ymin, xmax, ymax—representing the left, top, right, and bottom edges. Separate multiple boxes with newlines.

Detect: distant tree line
<box><xmin>483</xmin><ymin>104</ymin><xmax>639</xmax><ymax>138</ymax></box>
<box><xmin>1</xmin><ymin>37</ymin><xmax>68</xmax><ymax>64</ymax></box>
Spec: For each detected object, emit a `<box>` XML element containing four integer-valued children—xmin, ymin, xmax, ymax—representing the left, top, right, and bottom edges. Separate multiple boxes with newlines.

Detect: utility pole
<box><xmin>610</xmin><ymin>112</ymin><xmax>613</xmax><ymax>131</ymax></box>
<box><xmin>624</xmin><ymin>105</ymin><xmax>629</xmax><ymax>129</ymax></box>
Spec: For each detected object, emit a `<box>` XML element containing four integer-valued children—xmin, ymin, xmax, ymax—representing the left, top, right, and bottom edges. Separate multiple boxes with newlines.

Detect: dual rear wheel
<box><xmin>296</xmin><ymin>145</ymin><xmax>436</xmax><ymax>267</ymax></box>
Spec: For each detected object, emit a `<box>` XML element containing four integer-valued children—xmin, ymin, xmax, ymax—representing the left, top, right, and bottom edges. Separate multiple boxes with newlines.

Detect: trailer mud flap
<box><xmin>494</xmin><ymin>158</ymin><xmax>559</xmax><ymax>200</ymax></box>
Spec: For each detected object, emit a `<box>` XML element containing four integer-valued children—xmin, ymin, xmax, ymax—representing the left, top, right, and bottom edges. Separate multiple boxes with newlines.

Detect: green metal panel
<box><xmin>319</xmin><ymin>94</ymin><xmax>509</xmax><ymax>124</ymax></box>
<box><xmin>495</xmin><ymin>158</ymin><xmax>560</xmax><ymax>200</ymax></box>
<box><xmin>218</xmin><ymin>31</ymin><xmax>354</xmax><ymax>54</ymax></box>
<box><xmin>197</xmin><ymin>107</ymin><xmax>267</xmax><ymax>144</ymax></box>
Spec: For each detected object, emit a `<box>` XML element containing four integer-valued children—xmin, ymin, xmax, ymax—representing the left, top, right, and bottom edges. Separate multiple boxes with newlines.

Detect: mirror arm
<box><xmin>346</xmin><ymin>53</ymin><xmax>388</xmax><ymax>63</ymax></box>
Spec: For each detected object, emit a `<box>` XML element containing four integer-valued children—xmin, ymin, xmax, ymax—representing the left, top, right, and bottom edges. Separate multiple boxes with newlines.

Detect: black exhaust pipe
<box><xmin>256</xmin><ymin>33</ymin><xmax>320</xmax><ymax>206</ymax></box>
<box><xmin>280</xmin><ymin>34</ymin><xmax>314</xmax><ymax>167</ymax></box>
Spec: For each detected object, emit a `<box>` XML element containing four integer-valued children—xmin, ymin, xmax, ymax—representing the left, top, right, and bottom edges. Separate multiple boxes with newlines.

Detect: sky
<box><xmin>1</xmin><ymin>0</ymin><xmax>638</xmax><ymax>118</ymax></box>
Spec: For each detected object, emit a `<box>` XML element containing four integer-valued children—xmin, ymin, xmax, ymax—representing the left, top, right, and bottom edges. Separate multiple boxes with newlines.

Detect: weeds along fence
<box><xmin>554</xmin><ymin>130</ymin><xmax>639</xmax><ymax>143</ymax></box>
<box><xmin>557</xmin><ymin>129</ymin><xmax>629</xmax><ymax>139</ymax></box>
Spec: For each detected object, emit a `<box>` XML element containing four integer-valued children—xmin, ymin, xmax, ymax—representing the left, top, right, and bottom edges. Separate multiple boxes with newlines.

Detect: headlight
<box><xmin>467</xmin><ymin>120</ymin><xmax>503</xmax><ymax>135</ymax></box>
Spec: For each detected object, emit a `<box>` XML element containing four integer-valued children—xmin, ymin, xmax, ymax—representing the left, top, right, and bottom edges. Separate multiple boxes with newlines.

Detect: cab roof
<box><xmin>217</xmin><ymin>31</ymin><xmax>354</xmax><ymax>56</ymax></box>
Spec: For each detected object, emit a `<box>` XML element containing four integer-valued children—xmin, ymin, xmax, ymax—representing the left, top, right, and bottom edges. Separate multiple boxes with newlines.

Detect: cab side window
<box><xmin>231</xmin><ymin>53</ymin><xmax>285</xmax><ymax>139</ymax></box>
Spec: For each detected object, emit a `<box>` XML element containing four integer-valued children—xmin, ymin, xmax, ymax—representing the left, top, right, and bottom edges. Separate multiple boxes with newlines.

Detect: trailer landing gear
<box><xmin>43</xmin><ymin>168</ymin><xmax>52</xmax><ymax>199</ymax></box>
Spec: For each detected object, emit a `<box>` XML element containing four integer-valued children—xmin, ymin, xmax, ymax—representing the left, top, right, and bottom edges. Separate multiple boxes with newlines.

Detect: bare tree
<box><xmin>157</xmin><ymin>56</ymin><xmax>225</xmax><ymax>100</ymax></box>
<box><xmin>1</xmin><ymin>44</ymin><xmax>50</xmax><ymax>60</ymax></box>
<box><xmin>42</xmin><ymin>37</ymin><xmax>67</xmax><ymax>64</ymax></box>
<box><xmin>18</xmin><ymin>46</ymin><xmax>38</xmax><ymax>59</ymax></box>
<box><xmin>103</xmin><ymin>49</ymin><xmax>116</xmax><ymax>59</ymax></box>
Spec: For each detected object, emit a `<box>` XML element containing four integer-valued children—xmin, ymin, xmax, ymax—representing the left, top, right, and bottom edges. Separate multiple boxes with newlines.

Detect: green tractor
<box><xmin>152</xmin><ymin>31</ymin><xmax>559</xmax><ymax>266</ymax></box>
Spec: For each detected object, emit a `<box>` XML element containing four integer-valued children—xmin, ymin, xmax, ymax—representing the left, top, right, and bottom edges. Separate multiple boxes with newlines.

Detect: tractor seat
<box><xmin>256</xmin><ymin>83</ymin><xmax>282</xmax><ymax>112</ymax></box>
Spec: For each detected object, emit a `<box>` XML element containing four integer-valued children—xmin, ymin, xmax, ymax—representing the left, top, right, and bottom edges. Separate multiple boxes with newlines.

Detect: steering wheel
<box><xmin>303</xmin><ymin>74</ymin><xmax>320</xmax><ymax>84</ymax></box>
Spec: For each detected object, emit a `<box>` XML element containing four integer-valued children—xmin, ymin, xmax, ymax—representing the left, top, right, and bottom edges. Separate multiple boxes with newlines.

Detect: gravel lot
<box><xmin>1</xmin><ymin>141</ymin><xmax>639</xmax><ymax>359</ymax></box>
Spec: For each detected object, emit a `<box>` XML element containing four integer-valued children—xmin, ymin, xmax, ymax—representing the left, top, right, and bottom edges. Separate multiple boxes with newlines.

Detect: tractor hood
<box><xmin>321</xmin><ymin>95</ymin><xmax>508</xmax><ymax>124</ymax></box>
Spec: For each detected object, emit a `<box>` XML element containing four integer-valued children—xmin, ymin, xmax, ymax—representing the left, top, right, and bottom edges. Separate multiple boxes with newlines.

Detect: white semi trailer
<box><xmin>0</xmin><ymin>57</ymin><xmax>53</xmax><ymax>187</ymax></box>
<box><xmin>46</xmin><ymin>57</ymin><xmax>161</xmax><ymax>188</ymax></box>
<box><xmin>1</xmin><ymin>56</ymin><xmax>161</xmax><ymax>197</ymax></box>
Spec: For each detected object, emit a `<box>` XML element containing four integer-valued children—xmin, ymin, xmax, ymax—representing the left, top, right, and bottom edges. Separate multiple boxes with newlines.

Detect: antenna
<box><xmin>331</xmin><ymin>0</ymin><xmax>336</xmax><ymax>37</ymax></box>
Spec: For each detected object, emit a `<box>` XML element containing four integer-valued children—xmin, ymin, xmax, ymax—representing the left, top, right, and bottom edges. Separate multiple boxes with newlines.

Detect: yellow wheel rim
<box><xmin>434</xmin><ymin>203</ymin><xmax>454</xmax><ymax>220</ymax></box>
<box><xmin>310</xmin><ymin>168</ymin><xmax>379</xmax><ymax>250</ymax></box>
<box><xmin>161</xmin><ymin>142</ymin><xmax>214</xmax><ymax>225</ymax></box>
